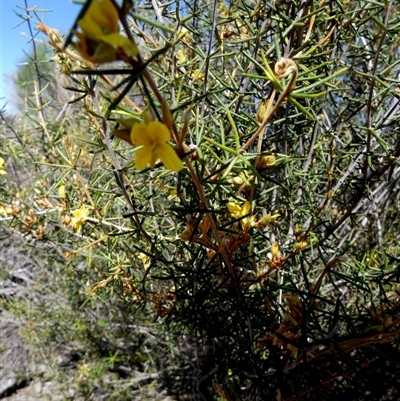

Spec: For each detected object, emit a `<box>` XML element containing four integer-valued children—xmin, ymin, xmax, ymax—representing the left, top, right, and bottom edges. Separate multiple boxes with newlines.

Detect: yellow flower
<box><xmin>255</xmin><ymin>212</ymin><xmax>280</xmax><ymax>228</ymax></box>
<box><xmin>227</xmin><ymin>200</ymin><xmax>255</xmax><ymax>230</ymax></box>
<box><xmin>271</xmin><ymin>242</ymin><xmax>280</xmax><ymax>259</ymax></box>
<box><xmin>177</xmin><ymin>26</ymin><xmax>190</xmax><ymax>39</ymax></box>
<box><xmin>294</xmin><ymin>240</ymin><xmax>308</xmax><ymax>253</ymax></box>
<box><xmin>255</xmin><ymin>155</ymin><xmax>276</xmax><ymax>169</ymax></box>
<box><xmin>190</xmin><ymin>69</ymin><xmax>205</xmax><ymax>81</ymax></box>
<box><xmin>58</xmin><ymin>185</ymin><xmax>66</xmax><ymax>197</ymax></box>
<box><xmin>139</xmin><ymin>252</ymin><xmax>150</xmax><ymax>269</ymax></box>
<box><xmin>176</xmin><ymin>49</ymin><xmax>186</xmax><ymax>63</ymax></box>
<box><xmin>130</xmin><ymin>121</ymin><xmax>183</xmax><ymax>171</ymax></box>
<box><xmin>70</xmin><ymin>206</ymin><xmax>89</xmax><ymax>233</ymax></box>
<box><xmin>0</xmin><ymin>157</ymin><xmax>7</xmax><ymax>175</ymax></box>
<box><xmin>177</xmin><ymin>26</ymin><xmax>192</xmax><ymax>44</ymax></box>
<box><xmin>73</xmin><ymin>0</ymin><xmax>137</xmax><ymax>63</ymax></box>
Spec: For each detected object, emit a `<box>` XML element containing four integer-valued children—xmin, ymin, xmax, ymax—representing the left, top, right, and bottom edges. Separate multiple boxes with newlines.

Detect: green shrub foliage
<box><xmin>2</xmin><ymin>0</ymin><xmax>400</xmax><ymax>399</ymax></box>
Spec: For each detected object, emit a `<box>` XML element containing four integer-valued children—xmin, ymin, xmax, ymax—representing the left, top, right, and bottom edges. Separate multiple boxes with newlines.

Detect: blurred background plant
<box><xmin>1</xmin><ymin>0</ymin><xmax>400</xmax><ymax>400</ymax></box>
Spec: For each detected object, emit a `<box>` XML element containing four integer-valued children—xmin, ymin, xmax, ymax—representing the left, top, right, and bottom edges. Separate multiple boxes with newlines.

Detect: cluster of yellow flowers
<box><xmin>66</xmin><ymin>2</ymin><xmax>294</xmax><ymax>245</ymax></box>
<box><xmin>72</xmin><ymin>0</ymin><xmax>182</xmax><ymax>173</ymax></box>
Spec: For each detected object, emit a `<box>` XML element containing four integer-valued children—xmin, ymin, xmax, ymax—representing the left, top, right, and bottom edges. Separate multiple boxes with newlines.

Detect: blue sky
<box><xmin>1</xmin><ymin>0</ymin><xmax>82</xmax><ymax>111</ymax></box>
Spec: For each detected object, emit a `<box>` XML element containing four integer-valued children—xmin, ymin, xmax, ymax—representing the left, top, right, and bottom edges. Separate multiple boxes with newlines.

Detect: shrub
<box><xmin>2</xmin><ymin>0</ymin><xmax>400</xmax><ymax>399</ymax></box>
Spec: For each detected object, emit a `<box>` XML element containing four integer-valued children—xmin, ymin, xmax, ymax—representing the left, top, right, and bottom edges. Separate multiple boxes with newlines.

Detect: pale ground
<box><xmin>0</xmin><ymin>226</ymin><xmax>174</xmax><ymax>401</ymax></box>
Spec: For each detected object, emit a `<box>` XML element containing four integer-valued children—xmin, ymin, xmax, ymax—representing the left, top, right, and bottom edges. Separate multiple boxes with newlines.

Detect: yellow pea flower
<box><xmin>294</xmin><ymin>240</ymin><xmax>308</xmax><ymax>253</ymax></box>
<box><xmin>255</xmin><ymin>212</ymin><xmax>280</xmax><ymax>228</ymax></box>
<box><xmin>255</xmin><ymin>155</ymin><xmax>276</xmax><ymax>169</ymax></box>
<box><xmin>0</xmin><ymin>204</ymin><xmax>9</xmax><ymax>216</ymax></box>
<box><xmin>227</xmin><ymin>200</ymin><xmax>255</xmax><ymax>230</ymax></box>
<box><xmin>176</xmin><ymin>49</ymin><xmax>186</xmax><ymax>63</ymax></box>
<box><xmin>271</xmin><ymin>242</ymin><xmax>280</xmax><ymax>259</ymax></box>
<box><xmin>0</xmin><ymin>157</ymin><xmax>7</xmax><ymax>175</ymax></box>
<box><xmin>58</xmin><ymin>185</ymin><xmax>66</xmax><ymax>197</ymax></box>
<box><xmin>130</xmin><ymin>121</ymin><xmax>183</xmax><ymax>171</ymax></box>
<box><xmin>139</xmin><ymin>252</ymin><xmax>150</xmax><ymax>269</ymax></box>
<box><xmin>70</xmin><ymin>206</ymin><xmax>90</xmax><ymax>233</ymax></box>
<box><xmin>73</xmin><ymin>0</ymin><xmax>137</xmax><ymax>63</ymax></box>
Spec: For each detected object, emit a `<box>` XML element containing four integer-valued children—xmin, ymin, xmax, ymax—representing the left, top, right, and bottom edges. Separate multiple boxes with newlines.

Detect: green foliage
<box><xmin>2</xmin><ymin>0</ymin><xmax>400</xmax><ymax>400</ymax></box>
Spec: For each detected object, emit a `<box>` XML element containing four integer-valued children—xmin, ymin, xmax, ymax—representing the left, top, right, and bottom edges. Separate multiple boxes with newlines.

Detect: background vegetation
<box><xmin>1</xmin><ymin>0</ymin><xmax>400</xmax><ymax>400</ymax></box>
